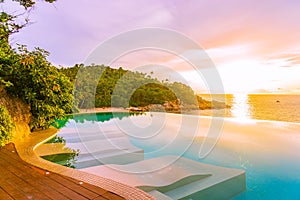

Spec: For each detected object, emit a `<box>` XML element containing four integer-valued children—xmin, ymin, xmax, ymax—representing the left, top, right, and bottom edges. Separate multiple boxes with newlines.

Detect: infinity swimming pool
<box><xmin>43</xmin><ymin>112</ymin><xmax>300</xmax><ymax>199</ymax></box>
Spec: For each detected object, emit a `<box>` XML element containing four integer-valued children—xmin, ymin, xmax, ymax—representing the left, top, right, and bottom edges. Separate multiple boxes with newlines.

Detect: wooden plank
<box><xmin>0</xmin><ymin>154</ymin><xmax>86</xmax><ymax>200</ymax></box>
<box><xmin>0</xmin><ymin>159</ymin><xmax>51</xmax><ymax>200</ymax></box>
<box><xmin>0</xmin><ymin>173</ymin><xmax>29</xmax><ymax>200</ymax></box>
<box><xmin>0</xmin><ymin>186</ymin><xmax>14</xmax><ymax>200</ymax></box>
<box><xmin>0</xmin><ymin>149</ymin><xmax>86</xmax><ymax>200</ymax></box>
<box><xmin>1</xmin><ymin>147</ymin><xmax>20</xmax><ymax>160</ymax></box>
<box><xmin>102</xmin><ymin>192</ymin><xmax>126</xmax><ymax>200</ymax></box>
<box><xmin>93</xmin><ymin>196</ymin><xmax>109</xmax><ymax>200</ymax></box>
<box><xmin>3</xmin><ymin>143</ymin><xmax>15</xmax><ymax>151</ymax></box>
<box><xmin>48</xmin><ymin>173</ymin><xmax>100</xmax><ymax>199</ymax></box>
<box><xmin>0</xmin><ymin>144</ymin><xmax>126</xmax><ymax>200</ymax></box>
<box><xmin>0</xmin><ymin>156</ymin><xmax>69</xmax><ymax>200</ymax></box>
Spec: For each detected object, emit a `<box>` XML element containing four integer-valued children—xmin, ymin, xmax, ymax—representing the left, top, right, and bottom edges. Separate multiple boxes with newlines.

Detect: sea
<box><xmin>197</xmin><ymin>94</ymin><xmax>300</xmax><ymax>123</ymax></box>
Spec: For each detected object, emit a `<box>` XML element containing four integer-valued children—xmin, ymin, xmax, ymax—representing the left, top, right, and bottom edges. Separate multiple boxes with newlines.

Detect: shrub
<box><xmin>6</xmin><ymin>45</ymin><xmax>74</xmax><ymax>130</ymax></box>
<box><xmin>1</xmin><ymin>0</ymin><xmax>73</xmax><ymax>131</ymax></box>
<box><xmin>0</xmin><ymin>105</ymin><xmax>14</xmax><ymax>146</ymax></box>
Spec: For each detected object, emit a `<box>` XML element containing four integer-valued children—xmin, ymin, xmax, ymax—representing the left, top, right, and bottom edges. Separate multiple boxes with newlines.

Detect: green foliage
<box><xmin>168</xmin><ymin>82</ymin><xmax>198</xmax><ymax>105</ymax></box>
<box><xmin>130</xmin><ymin>83</ymin><xmax>177</xmax><ymax>107</ymax></box>
<box><xmin>61</xmin><ymin>64</ymin><xmax>229</xmax><ymax>110</ymax></box>
<box><xmin>61</xmin><ymin>64</ymin><xmax>198</xmax><ymax>109</ymax></box>
<box><xmin>0</xmin><ymin>0</ymin><xmax>55</xmax><ymax>45</ymax></box>
<box><xmin>5</xmin><ymin>45</ymin><xmax>74</xmax><ymax>130</ymax></box>
<box><xmin>196</xmin><ymin>95</ymin><xmax>228</xmax><ymax>109</ymax></box>
<box><xmin>0</xmin><ymin>0</ymin><xmax>70</xmax><ymax>131</ymax></box>
<box><xmin>0</xmin><ymin>0</ymin><xmax>56</xmax><ymax>9</ymax></box>
<box><xmin>0</xmin><ymin>12</ymin><xmax>19</xmax><ymax>87</ymax></box>
<box><xmin>0</xmin><ymin>105</ymin><xmax>14</xmax><ymax>146</ymax></box>
<box><xmin>45</xmin><ymin>135</ymin><xmax>66</xmax><ymax>144</ymax></box>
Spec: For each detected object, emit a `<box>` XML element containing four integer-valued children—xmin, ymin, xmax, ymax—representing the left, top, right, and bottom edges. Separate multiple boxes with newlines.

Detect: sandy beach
<box><xmin>79</xmin><ymin>107</ymin><xmax>128</xmax><ymax>113</ymax></box>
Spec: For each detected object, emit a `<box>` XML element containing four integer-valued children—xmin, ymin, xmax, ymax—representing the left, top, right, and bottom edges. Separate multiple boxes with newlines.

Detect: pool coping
<box><xmin>14</xmin><ymin>127</ymin><xmax>155</xmax><ymax>200</ymax></box>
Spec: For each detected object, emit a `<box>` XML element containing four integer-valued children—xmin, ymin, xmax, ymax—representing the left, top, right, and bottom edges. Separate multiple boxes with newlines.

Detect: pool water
<box><xmin>46</xmin><ymin>112</ymin><xmax>300</xmax><ymax>200</ymax></box>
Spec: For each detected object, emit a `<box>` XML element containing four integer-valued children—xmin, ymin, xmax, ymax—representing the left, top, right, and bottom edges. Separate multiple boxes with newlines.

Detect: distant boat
<box><xmin>276</xmin><ymin>100</ymin><xmax>280</xmax><ymax>103</ymax></box>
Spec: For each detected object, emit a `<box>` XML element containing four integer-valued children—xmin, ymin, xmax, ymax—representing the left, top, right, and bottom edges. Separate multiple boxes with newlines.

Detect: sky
<box><xmin>2</xmin><ymin>0</ymin><xmax>300</xmax><ymax>93</ymax></box>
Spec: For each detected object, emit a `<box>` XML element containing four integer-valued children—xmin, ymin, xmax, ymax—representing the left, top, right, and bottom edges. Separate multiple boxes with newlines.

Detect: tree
<box><xmin>7</xmin><ymin>45</ymin><xmax>74</xmax><ymax>130</ymax></box>
<box><xmin>0</xmin><ymin>0</ymin><xmax>56</xmax><ymax>9</ymax></box>
<box><xmin>1</xmin><ymin>0</ymin><xmax>74</xmax><ymax>130</ymax></box>
<box><xmin>61</xmin><ymin>65</ymin><xmax>197</xmax><ymax>108</ymax></box>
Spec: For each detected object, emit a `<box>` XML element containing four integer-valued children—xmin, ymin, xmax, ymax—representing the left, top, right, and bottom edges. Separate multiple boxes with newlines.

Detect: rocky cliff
<box><xmin>130</xmin><ymin>97</ymin><xmax>230</xmax><ymax>113</ymax></box>
<box><xmin>0</xmin><ymin>86</ymin><xmax>31</xmax><ymax>143</ymax></box>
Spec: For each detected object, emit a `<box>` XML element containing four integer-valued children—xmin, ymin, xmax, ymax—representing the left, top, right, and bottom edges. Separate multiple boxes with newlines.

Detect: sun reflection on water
<box><xmin>231</xmin><ymin>93</ymin><xmax>251</xmax><ymax>120</ymax></box>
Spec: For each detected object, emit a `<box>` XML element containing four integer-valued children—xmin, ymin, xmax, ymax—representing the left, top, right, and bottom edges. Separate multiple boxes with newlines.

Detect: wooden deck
<box><xmin>0</xmin><ymin>143</ymin><xmax>125</xmax><ymax>200</ymax></box>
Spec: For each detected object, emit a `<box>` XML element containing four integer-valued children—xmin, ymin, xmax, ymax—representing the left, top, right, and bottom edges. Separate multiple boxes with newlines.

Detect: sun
<box><xmin>217</xmin><ymin>59</ymin><xmax>276</xmax><ymax>93</ymax></box>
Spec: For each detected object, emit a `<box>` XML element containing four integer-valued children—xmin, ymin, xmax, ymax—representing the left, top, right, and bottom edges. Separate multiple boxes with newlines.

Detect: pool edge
<box><xmin>14</xmin><ymin>126</ymin><xmax>155</xmax><ymax>200</ymax></box>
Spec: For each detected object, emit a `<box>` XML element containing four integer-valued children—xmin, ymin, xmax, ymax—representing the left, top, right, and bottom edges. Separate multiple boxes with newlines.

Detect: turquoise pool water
<box><xmin>48</xmin><ymin>112</ymin><xmax>300</xmax><ymax>200</ymax></box>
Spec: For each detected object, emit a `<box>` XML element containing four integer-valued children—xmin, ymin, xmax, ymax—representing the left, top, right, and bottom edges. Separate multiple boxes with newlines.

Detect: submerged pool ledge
<box><xmin>14</xmin><ymin>126</ymin><xmax>155</xmax><ymax>200</ymax></box>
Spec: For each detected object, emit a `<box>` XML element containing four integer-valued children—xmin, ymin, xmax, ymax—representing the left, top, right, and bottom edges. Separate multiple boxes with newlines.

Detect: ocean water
<box><xmin>198</xmin><ymin>94</ymin><xmax>300</xmax><ymax>123</ymax></box>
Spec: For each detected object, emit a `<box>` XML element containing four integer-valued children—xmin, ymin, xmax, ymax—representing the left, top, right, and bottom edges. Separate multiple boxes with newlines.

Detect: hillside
<box><xmin>60</xmin><ymin>65</ymin><xmax>197</xmax><ymax>108</ymax></box>
<box><xmin>60</xmin><ymin>64</ymin><xmax>228</xmax><ymax>112</ymax></box>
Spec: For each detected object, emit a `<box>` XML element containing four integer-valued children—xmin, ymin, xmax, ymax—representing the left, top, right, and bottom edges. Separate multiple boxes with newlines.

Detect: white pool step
<box><xmin>68</xmin><ymin>137</ymin><xmax>144</xmax><ymax>168</ymax></box>
<box><xmin>39</xmin><ymin>135</ymin><xmax>144</xmax><ymax>168</ymax></box>
<box><xmin>57</xmin><ymin>124</ymin><xmax>126</xmax><ymax>141</ymax></box>
<box><xmin>75</xmin><ymin>148</ymin><xmax>144</xmax><ymax>168</ymax></box>
<box><xmin>65</xmin><ymin>137</ymin><xmax>138</xmax><ymax>154</ymax></box>
<box><xmin>80</xmin><ymin>156</ymin><xmax>245</xmax><ymax>199</ymax></box>
<box><xmin>58</xmin><ymin>131</ymin><xmax>126</xmax><ymax>143</ymax></box>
